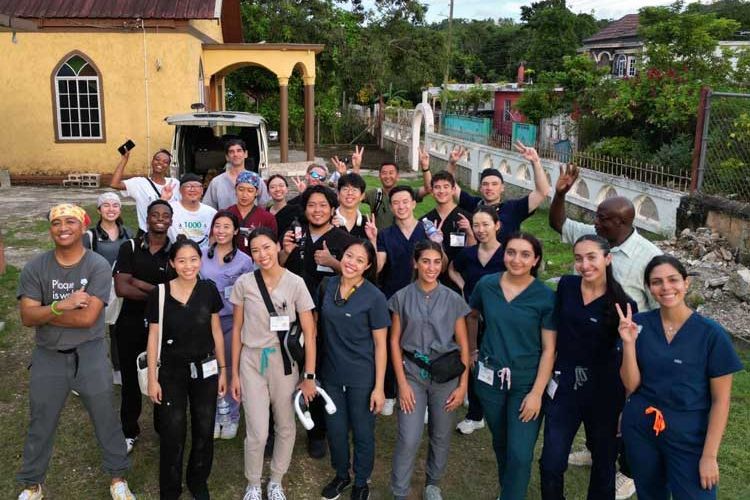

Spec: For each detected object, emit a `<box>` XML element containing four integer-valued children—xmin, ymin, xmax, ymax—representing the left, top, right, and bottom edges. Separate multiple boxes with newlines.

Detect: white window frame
<box><xmin>614</xmin><ymin>54</ymin><xmax>627</xmax><ymax>78</ymax></box>
<box><xmin>503</xmin><ymin>99</ymin><xmax>512</xmax><ymax>121</ymax></box>
<box><xmin>54</xmin><ymin>55</ymin><xmax>103</xmax><ymax>141</ymax></box>
<box><xmin>627</xmin><ymin>56</ymin><xmax>637</xmax><ymax>77</ymax></box>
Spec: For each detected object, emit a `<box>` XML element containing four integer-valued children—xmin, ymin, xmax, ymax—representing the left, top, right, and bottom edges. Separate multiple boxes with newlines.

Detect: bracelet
<box><xmin>421</xmin><ymin>167</ymin><xmax>430</xmax><ymax>172</ymax></box>
<box><xmin>50</xmin><ymin>301</ymin><xmax>63</xmax><ymax>316</ymax></box>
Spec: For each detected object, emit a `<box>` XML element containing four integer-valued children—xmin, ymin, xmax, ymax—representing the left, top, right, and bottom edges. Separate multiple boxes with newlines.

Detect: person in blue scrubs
<box><xmin>469</xmin><ymin>232</ymin><xmax>557</xmax><ymax>500</ymax></box>
<box><xmin>200</xmin><ymin>210</ymin><xmax>254</xmax><ymax>439</ymax></box>
<box><xmin>448</xmin><ymin>207</ymin><xmax>505</xmax><ymax>435</ymax></box>
<box><xmin>317</xmin><ymin>240</ymin><xmax>390</xmax><ymax>500</ymax></box>
<box><xmin>618</xmin><ymin>255</ymin><xmax>743</xmax><ymax>500</ymax></box>
<box><xmin>539</xmin><ymin>235</ymin><xmax>636</xmax><ymax>499</ymax></box>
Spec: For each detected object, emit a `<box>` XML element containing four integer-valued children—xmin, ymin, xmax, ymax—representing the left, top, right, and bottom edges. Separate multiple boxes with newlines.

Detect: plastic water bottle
<box><xmin>422</xmin><ymin>218</ymin><xmax>443</xmax><ymax>244</ymax></box>
<box><xmin>217</xmin><ymin>397</ymin><xmax>230</xmax><ymax>425</ymax></box>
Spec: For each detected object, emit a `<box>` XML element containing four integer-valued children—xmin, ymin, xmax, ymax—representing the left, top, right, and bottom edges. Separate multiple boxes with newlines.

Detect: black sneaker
<box><xmin>308</xmin><ymin>438</ymin><xmax>327</xmax><ymax>459</ymax></box>
<box><xmin>350</xmin><ymin>484</ymin><xmax>369</xmax><ymax>500</ymax></box>
<box><xmin>321</xmin><ymin>476</ymin><xmax>351</xmax><ymax>499</ymax></box>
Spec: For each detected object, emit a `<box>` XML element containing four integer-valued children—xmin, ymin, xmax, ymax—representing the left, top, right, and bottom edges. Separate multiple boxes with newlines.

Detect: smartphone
<box><xmin>118</xmin><ymin>139</ymin><xmax>136</xmax><ymax>156</ymax></box>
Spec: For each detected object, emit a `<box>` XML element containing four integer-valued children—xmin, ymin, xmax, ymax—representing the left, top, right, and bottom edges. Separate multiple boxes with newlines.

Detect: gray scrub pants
<box><xmin>391</xmin><ymin>359</ymin><xmax>459</xmax><ymax>498</ymax></box>
<box><xmin>17</xmin><ymin>338</ymin><xmax>130</xmax><ymax>485</ymax></box>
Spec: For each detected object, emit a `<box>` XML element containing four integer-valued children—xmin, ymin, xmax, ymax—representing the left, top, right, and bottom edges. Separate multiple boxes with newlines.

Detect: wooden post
<box><xmin>304</xmin><ymin>77</ymin><xmax>315</xmax><ymax>161</ymax></box>
<box><xmin>690</xmin><ymin>86</ymin><xmax>711</xmax><ymax>192</ymax></box>
<box><xmin>278</xmin><ymin>77</ymin><xmax>289</xmax><ymax>163</ymax></box>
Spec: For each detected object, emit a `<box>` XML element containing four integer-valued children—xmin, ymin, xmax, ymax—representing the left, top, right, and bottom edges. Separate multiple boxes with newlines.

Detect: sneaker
<box><xmin>381</xmin><ymin>398</ymin><xmax>395</xmax><ymax>416</ymax></box>
<box><xmin>213</xmin><ymin>422</ymin><xmax>222</xmax><ymax>439</ymax></box>
<box><xmin>221</xmin><ymin>421</ymin><xmax>239</xmax><ymax>439</ymax></box>
<box><xmin>125</xmin><ymin>436</ymin><xmax>138</xmax><ymax>454</ymax></box>
<box><xmin>424</xmin><ymin>407</ymin><xmax>429</xmax><ymax>425</ymax></box>
<box><xmin>110</xmin><ymin>480</ymin><xmax>136</xmax><ymax>500</ymax></box>
<box><xmin>71</xmin><ymin>390</ymin><xmax>80</xmax><ymax>397</ymax></box>
<box><xmin>456</xmin><ymin>418</ymin><xmax>485</xmax><ymax>435</ymax></box>
<box><xmin>267</xmin><ymin>482</ymin><xmax>286</xmax><ymax>500</ymax></box>
<box><xmin>113</xmin><ymin>370</ymin><xmax>122</xmax><ymax>385</ymax></box>
<box><xmin>615</xmin><ymin>472</ymin><xmax>636</xmax><ymax>500</ymax></box>
<box><xmin>424</xmin><ymin>485</ymin><xmax>443</xmax><ymax>500</ymax></box>
<box><xmin>350</xmin><ymin>484</ymin><xmax>369</xmax><ymax>500</ymax></box>
<box><xmin>568</xmin><ymin>449</ymin><xmax>592</xmax><ymax>466</ymax></box>
<box><xmin>243</xmin><ymin>485</ymin><xmax>262</xmax><ymax>500</ymax></box>
<box><xmin>18</xmin><ymin>485</ymin><xmax>43</xmax><ymax>500</ymax></box>
<box><xmin>321</xmin><ymin>476</ymin><xmax>351</xmax><ymax>499</ymax></box>
<box><xmin>308</xmin><ymin>438</ymin><xmax>327</xmax><ymax>459</ymax></box>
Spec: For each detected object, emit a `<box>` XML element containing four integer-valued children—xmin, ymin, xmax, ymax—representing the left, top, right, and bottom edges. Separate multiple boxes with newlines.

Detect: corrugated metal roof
<box><xmin>0</xmin><ymin>0</ymin><xmax>219</xmax><ymax>19</ymax></box>
<box><xmin>584</xmin><ymin>14</ymin><xmax>640</xmax><ymax>43</ymax></box>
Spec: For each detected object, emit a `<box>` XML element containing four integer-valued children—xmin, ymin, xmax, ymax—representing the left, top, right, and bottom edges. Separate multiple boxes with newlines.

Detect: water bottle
<box><xmin>217</xmin><ymin>396</ymin><xmax>230</xmax><ymax>425</ymax></box>
<box><xmin>422</xmin><ymin>218</ymin><xmax>443</xmax><ymax>244</ymax></box>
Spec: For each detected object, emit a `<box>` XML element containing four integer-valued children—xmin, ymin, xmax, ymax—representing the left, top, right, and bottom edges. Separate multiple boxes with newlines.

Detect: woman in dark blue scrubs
<box><xmin>618</xmin><ymin>255</ymin><xmax>743</xmax><ymax>499</ymax></box>
<box><xmin>539</xmin><ymin>235</ymin><xmax>636</xmax><ymax>499</ymax></box>
<box><xmin>448</xmin><ymin>207</ymin><xmax>505</xmax><ymax>435</ymax></box>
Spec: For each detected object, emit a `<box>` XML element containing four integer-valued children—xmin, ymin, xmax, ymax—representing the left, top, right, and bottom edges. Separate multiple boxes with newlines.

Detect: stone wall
<box><xmin>677</xmin><ymin>194</ymin><xmax>750</xmax><ymax>265</ymax></box>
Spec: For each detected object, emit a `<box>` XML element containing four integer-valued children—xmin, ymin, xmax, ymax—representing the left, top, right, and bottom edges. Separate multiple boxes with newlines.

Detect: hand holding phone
<box><xmin>118</xmin><ymin>140</ymin><xmax>136</xmax><ymax>156</ymax></box>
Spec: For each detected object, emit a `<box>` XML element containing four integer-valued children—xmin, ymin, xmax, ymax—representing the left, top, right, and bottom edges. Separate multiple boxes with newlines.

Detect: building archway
<box><xmin>410</xmin><ymin>102</ymin><xmax>435</xmax><ymax>171</ymax></box>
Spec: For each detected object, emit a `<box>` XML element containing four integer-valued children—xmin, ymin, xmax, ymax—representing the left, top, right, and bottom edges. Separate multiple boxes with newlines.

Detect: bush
<box><xmin>652</xmin><ymin>134</ymin><xmax>694</xmax><ymax>174</ymax></box>
<box><xmin>585</xmin><ymin>136</ymin><xmax>650</xmax><ymax>162</ymax></box>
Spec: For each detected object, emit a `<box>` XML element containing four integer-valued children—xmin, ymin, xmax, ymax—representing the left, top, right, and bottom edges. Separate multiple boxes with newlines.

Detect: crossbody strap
<box><xmin>146</xmin><ymin>177</ymin><xmax>162</xmax><ymax>199</ymax></box>
<box><xmin>254</xmin><ymin>269</ymin><xmax>277</xmax><ymax>317</ymax></box>
<box><xmin>157</xmin><ymin>283</ymin><xmax>165</xmax><ymax>363</ymax></box>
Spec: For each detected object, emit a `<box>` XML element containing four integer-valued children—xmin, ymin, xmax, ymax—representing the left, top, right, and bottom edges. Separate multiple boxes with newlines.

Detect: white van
<box><xmin>165</xmin><ymin>111</ymin><xmax>271</xmax><ymax>180</ymax></box>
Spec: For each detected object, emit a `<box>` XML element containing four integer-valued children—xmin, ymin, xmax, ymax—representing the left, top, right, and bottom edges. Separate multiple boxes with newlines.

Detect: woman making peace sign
<box><xmin>618</xmin><ymin>255</ymin><xmax>743</xmax><ymax>499</ymax></box>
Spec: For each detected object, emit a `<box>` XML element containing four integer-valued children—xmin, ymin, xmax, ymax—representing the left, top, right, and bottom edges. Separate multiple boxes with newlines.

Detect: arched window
<box><xmin>614</xmin><ymin>54</ymin><xmax>627</xmax><ymax>78</ymax></box>
<box><xmin>53</xmin><ymin>53</ymin><xmax>104</xmax><ymax>141</ymax></box>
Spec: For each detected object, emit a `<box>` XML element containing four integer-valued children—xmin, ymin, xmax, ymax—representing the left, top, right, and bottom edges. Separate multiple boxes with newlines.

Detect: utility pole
<box><xmin>443</xmin><ymin>0</ymin><xmax>454</xmax><ymax>86</ymax></box>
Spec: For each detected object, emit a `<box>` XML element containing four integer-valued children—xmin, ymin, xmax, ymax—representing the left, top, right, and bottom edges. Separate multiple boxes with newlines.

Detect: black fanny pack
<box><xmin>404</xmin><ymin>350</ymin><xmax>465</xmax><ymax>383</ymax></box>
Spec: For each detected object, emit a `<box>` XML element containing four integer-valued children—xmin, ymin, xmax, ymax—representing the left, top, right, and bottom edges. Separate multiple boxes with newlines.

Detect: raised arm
<box><xmin>549</xmin><ymin>163</ymin><xmax>579</xmax><ymax>234</ymax></box>
<box><xmin>514</xmin><ymin>141</ymin><xmax>551</xmax><ymax>212</ymax></box>
<box><xmin>350</xmin><ymin>145</ymin><xmax>363</xmax><ymax>175</ymax></box>
<box><xmin>109</xmin><ymin>151</ymin><xmax>130</xmax><ymax>191</ymax></box>
<box><xmin>415</xmin><ymin>146</ymin><xmax>433</xmax><ymax>199</ymax></box>
<box><xmin>445</xmin><ymin>147</ymin><xmax>465</xmax><ymax>199</ymax></box>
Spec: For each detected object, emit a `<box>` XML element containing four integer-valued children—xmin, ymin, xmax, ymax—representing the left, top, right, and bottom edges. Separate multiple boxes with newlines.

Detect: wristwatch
<box><xmin>303</xmin><ymin>372</ymin><xmax>316</xmax><ymax>380</ymax></box>
<box><xmin>421</xmin><ymin>167</ymin><xmax>430</xmax><ymax>172</ymax></box>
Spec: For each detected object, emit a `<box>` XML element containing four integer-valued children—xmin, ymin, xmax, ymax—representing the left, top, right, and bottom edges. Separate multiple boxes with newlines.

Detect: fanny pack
<box><xmin>404</xmin><ymin>349</ymin><xmax>464</xmax><ymax>383</ymax></box>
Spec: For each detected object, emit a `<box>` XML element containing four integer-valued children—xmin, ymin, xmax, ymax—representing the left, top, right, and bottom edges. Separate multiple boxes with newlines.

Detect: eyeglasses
<box><xmin>339</xmin><ymin>186</ymin><xmax>361</xmax><ymax>194</ymax></box>
<box><xmin>310</xmin><ymin>171</ymin><xmax>327</xmax><ymax>181</ymax></box>
<box><xmin>183</xmin><ymin>183</ymin><xmax>203</xmax><ymax>190</ymax></box>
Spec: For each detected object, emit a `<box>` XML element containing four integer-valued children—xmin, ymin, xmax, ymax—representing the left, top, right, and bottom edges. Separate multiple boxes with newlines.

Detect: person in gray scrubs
<box><xmin>388</xmin><ymin>240</ymin><xmax>471</xmax><ymax>500</ymax></box>
<box><xmin>16</xmin><ymin>204</ymin><xmax>135</xmax><ymax>500</ymax></box>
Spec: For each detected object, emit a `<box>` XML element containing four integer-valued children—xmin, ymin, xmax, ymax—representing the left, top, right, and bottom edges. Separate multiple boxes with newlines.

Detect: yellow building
<box><xmin>0</xmin><ymin>0</ymin><xmax>322</xmax><ymax>180</ymax></box>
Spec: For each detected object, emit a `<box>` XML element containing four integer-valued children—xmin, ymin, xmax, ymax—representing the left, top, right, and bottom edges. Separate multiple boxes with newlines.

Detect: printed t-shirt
<box><xmin>230</xmin><ymin>269</ymin><xmax>315</xmax><ymax>348</ymax></box>
<box><xmin>17</xmin><ymin>250</ymin><xmax>111</xmax><ymax>349</ymax></box>
<box><xmin>168</xmin><ymin>201</ymin><xmax>217</xmax><ymax>248</ymax></box>
<box><xmin>145</xmin><ymin>279</ymin><xmax>223</xmax><ymax>363</ymax></box>
<box><xmin>319</xmin><ymin>277</ymin><xmax>391</xmax><ymax>387</ymax></box>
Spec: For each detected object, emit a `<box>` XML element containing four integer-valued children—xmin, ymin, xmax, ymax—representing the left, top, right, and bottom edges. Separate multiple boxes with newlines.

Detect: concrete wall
<box><xmin>678</xmin><ymin>194</ymin><xmax>750</xmax><ymax>264</ymax></box>
<box><xmin>382</xmin><ymin>120</ymin><xmax>683</xmax><ymax>236</ymax></box>
<box><xmin>0</xmin><ymin>30</ymin><xmax>207</xmax><ymax>176</ymax></box>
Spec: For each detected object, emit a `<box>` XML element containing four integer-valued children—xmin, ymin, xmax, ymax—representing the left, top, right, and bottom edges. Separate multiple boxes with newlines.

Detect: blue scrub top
<box><xmin>458</xmin><ymin>192</ymin><xmax>532</xmax><ymax>243</ymax></box>
<box><xmin>452</xmin><ymin>245</ymin><xmax>505</xmax><ymax>300</ymax></box>
<box><xmin>200</xmin><ymin>250</ymin><xmax>254</xmax><ymax>318</ymax></box>
<box><xmin>633</xmin><ymin>309</ymin><xmax>743</xmax><ymax>412</ymax></box>
<box><xmin>377</xmin><ymin>222</ymin><xmax>428</xmax><ymax>298</ymax></box>
<box><xmin>470</xmin><ymin>272</ymin><xmax>557</xmax><ymax>381</ymax></box>
<box><xmin>319</xmin><ymin>277</ymin><xmax>391</xmax><ymax>388</ymax></box>
<box><xmin>555</xmin><ymin>275</ymin><xmax>637</xmax><ymax>370</ymax></box>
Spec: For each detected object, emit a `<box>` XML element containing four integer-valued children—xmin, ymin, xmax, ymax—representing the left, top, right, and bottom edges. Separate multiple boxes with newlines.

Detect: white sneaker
<box><xmin>267</xmin><ymin>482</ymin><xmax>286</xmax><ymax>500</ymax></box>
<box><xmin>113</xmin><ymin>370</ymin><xmax>122</xmax><ymax>385</ymax></box>
<box><xmin>18</xmin><ymin>485</ymin><xmax>43</xmax><ymax>500</ymax></box>
<box><xmin>71</xmin><ymin>390</ymin><xmax>80</xmax><ymax>397</ymax></box>
<box><xmin>243</xmin><ymin>485</ymin><xmax>262</xmax><ymax>500</ymax></box>
<box><xmin>424</xmin><ymin>407</ymin><xmax>429</xmax><ymax>425</ymax></box>
<box><xmin>424</xmin><ymin>484</ymin><xmax>443</xmax><ymax>500</ymax></box>
<box><xmin>382</xmin><ymin>398</ymin><xmax>395</xmax><ymax>416</ymax></box>
<box><xmin>568</xmin><ymin>449</ymin><xmax>592</xmax><ymax>466</ymax></box>
<box><xmin>221</xmin><ymin>421</ymin><xmax>239</xmax><ymax>439</ymax></box>
<box><xmin>214</xmin><ymin>422</ymin><xmax>222</xmax><ymax>439</ymax></box>
<box><xmin>110</xmin><ymin>480</ymin><xmax>136</xmax><ymax>500</ymax></box>
<box><xmin>615</xmin><ymin>472</ymin><xmax>636</xmax><ymax>500</ymax></box>
<box><xmin>456</xmin><ymin>418</ymin><xmax>485</xmax><ymax>435</ymax></box>
<box><xmin>125</xmin><ymin>437</ymin><xmax>138</xmax><ymax>454</ymax></box>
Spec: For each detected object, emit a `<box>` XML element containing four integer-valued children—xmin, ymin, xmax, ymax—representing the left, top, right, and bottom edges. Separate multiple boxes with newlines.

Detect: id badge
<box><xmin>190</xmin><ymin>362</ymin><xmax>198</xmax><ymax>379</ymax></box>
<box><xmin>546</xmin><ymin>378</ymin><xmax>558</xmax><ymax>399</ymax></box>
<box><xmin>477</xmin><ymin>361</ymin><xmax>494</xmax><ymax>386</ymax></box>
<box><xmin>201</xmin><ymin>356</ymin><xmax>218</xmax><ymax>379</ymax></box>
<box><xmin>270</xmin><ymin>315</ymin><xmax>290</xmax><ymax>331</ymax></box>
<box><xmin>224</xmin><ymin>285</ymin><xmax>233</xmax><ymax>300</ymax></box>
<box><xmin>450</xmin><ymin>232</ymin><xmax>466</xmax><ymax>247</ymax></box>
<box><xmin>316</xmin><ymin>264</ymin><xmax>334</xmax><ymax>273</ymax></box>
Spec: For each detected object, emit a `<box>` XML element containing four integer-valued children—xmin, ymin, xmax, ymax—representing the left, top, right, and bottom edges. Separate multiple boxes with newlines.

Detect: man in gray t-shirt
<box><xmin>15</xmin><ymin>204</ymin><xmax>134</xmax><ymax>499</ymax></box>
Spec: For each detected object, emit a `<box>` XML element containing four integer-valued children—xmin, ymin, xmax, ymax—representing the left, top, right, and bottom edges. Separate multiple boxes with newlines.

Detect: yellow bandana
<box><xmin>48</xmin><ymin>203</ymin><xmax>90</xmax><ymax>226</ymax></box>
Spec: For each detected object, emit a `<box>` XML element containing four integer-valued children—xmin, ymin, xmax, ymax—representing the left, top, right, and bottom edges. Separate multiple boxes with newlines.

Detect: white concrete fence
<box><xmin>382</xmin><ymin>118</ymin><xmax>684</xmax><ymax>236</ymax></box>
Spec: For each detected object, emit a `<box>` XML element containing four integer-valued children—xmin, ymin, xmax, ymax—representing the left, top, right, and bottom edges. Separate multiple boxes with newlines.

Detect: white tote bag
<box><xmin>137</xmin><ymin>283</ymin><xmax>164</xmax><ymax>396</ymax></box>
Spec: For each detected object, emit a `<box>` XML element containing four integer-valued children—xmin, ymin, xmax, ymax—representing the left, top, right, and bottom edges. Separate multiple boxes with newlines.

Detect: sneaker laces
<box><xmin>243</xmin><ymin>485</ymin><xmax>262</xmax><ymax>500</ymax></box>
<box><xmin>111</xmin><ymin>481</ymin><xmax>133</xmax><ymax>499</ymax></box>
<box><xmin>268</xmin><ymin>483</ymin><xmax>286</xmax><ymax>500</ymax></box>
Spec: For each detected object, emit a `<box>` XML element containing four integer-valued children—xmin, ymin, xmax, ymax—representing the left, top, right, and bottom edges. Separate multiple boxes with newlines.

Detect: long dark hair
<box><xmin>412</xmin><ymin>240</ymin><xmax>443</xmax><ymax>281</ymax></box>
<box><xmin>504</xmin><ymin>232</ymin><xmax>543</xmax><ymax>277</ymax></box>
<box><xmin>341</xmin><ymin>239</ymin><xmax>378</xmax><ymax>284</ymax></box>
<box><xmin>644</xmin><ymin>254</ymin><xmax>688</xmax><ymax>286</ymax></box>
<box><xmin>574</xmin><ymin>234</ymin><xmax>634</xmax><ymax>341</ymax></box>
<box><xmin>169</xmin><ymin>234</ymin><xmax>202</xmax><ymax>261</ymax></box>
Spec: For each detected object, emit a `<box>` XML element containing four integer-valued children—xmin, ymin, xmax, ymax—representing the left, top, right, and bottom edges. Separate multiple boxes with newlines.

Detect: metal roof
<box><xmin>0</xmin><ymin>0</ymin><xmax>220</xmax><ymax>20</ymax></box>
<box><xmin>583</xmin><ymin>14</ymin><xmax>640</xmax><ymax>44</ymax></box>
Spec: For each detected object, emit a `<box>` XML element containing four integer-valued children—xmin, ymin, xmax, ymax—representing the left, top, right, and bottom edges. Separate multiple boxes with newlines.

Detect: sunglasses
<box><xmin>310</xmin><ymin>171</ymin><xmax>327</xmax><ymax>181</ymax></box>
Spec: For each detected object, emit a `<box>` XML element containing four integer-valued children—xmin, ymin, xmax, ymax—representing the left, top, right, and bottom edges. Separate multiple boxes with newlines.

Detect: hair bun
<box><xmin>175</xmin><ymin>234</ymin><xmax>188</xmax><ymax>242</ymax></box>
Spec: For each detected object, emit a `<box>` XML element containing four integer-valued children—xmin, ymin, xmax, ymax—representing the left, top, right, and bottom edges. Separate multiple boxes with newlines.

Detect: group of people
<box><xmin>15</xmin><ymin>139</ymin><xmax>743</xmax><ymax>500</ymax></box>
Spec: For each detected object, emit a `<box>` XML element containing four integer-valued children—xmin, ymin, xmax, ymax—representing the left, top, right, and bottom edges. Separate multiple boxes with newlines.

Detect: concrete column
<box><xmin>278</xmin><ymin>76</ymin><xmax>289</xmax><ymax>163</ymax></box>
<box><xmin>303</xmin><ymin>76</ymin><xmax>315</xmax><ymax>161</ymax></box>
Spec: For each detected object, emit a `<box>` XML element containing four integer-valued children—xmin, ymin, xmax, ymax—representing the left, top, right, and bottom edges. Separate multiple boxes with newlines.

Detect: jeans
<box><xmin>323</xmin><ymin>383</ymin><xmax>376</xmax><ymax>487</ymax></box>
<box><xmin>158</xmin><ymin>360</ymin><xmax>218</xmax><ymax>500</ymax></box>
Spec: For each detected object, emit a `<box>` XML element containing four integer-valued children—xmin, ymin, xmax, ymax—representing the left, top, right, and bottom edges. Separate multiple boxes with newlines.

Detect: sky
<box><xmin>421</xmin><ymin>0</ymin><xmax>685</xmax><ymax>23</ymax></box>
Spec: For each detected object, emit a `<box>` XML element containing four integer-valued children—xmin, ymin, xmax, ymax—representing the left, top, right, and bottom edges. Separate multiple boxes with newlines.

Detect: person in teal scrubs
<box><xmin>618</xmin><ymin>255</ymin><xmax>743</xmax><ymax>500</ymax></box>
<box><xmin>469</xmin><ymin>232</ymin><xmax>557</xmax><ymax>500</ymax></box>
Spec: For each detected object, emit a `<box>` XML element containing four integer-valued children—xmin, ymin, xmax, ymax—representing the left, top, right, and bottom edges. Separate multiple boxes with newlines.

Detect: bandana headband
<box><xmin>49</xmin><ymin>203</ymin><xmax>90</xmax><ymax>226</ymax></box>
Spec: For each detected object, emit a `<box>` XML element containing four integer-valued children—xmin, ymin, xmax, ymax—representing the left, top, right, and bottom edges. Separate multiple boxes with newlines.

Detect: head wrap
<box><xmin>236</xmin><ymin>170</ymin><xmax>261</xmax><ymax>189</ymax></box>
<box><xmin>97</xmin><ymin>192</ymin><xmax>121</xmax><ymax>207</ymax></box>
<box><xmin>48</xmin><ymin>203</ymin><xmax>90</xmax><ymax>226</ymax></box>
